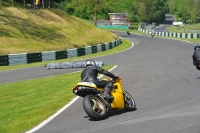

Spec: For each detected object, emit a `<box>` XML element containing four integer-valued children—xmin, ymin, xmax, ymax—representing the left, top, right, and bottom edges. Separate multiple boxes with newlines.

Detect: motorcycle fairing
<box><xmin>76</xmin><ymin>82</ymin><xmax>97</xmax><ymax>88</ymax></box>
<box><xmin>73</xmin><ymin>82</ymin><xmax>99</xmax><ymax>97</ymax></box>
<box><xmin>110</xmin><ymin>82</ymin><xmax>125</xmax><ymax>109</ymax></box>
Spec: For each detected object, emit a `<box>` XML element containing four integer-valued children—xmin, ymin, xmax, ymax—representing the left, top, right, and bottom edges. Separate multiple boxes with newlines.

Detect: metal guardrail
<box><xmin>138</xmin><ymin>28</ymin><xmax>200</xmax><ymax>39</ymax></box>
<box><xmin>0</xmin><ymin>39</ymin><xmax>122</xmax><ymax>66</ymax></box>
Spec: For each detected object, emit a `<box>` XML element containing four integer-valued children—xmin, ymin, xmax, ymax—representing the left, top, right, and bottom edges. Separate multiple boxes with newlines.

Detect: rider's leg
<box><xmin>94</xmin><ymin>80</ymin><xmax>114</xmax><ymax>100</ymax></box>
<box><xmin>103</xmin><ymin>82</ymin><xmax>113</xmax><ymax>99</ymax></box>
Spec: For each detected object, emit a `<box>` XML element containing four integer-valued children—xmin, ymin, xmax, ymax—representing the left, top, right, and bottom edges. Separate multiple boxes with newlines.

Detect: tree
<box><xmin>153</xmin><ymin>0</ymin><xmax>169</xmax><ymax>23</ymax></box>
<box><xmin>133</xmin><ymin>1</ymin><xmax>146</xmax><ymax>22</ymax></box>
<box><xmin>167</xmin><ymin>0</ymin><xmax>176</xmax><ymax>14</ymax></box>
<box><xmin>117</xmin><ymin>0</ymin><xmax>137</xmax><ymax>22</ymax></box>
<box><xmin>133</xmin><ymin>0</ymin><xmax>156</xmax><ymax>23</ymax></box>
<box><xmin>177</xmin><ymin>6</ymin><xmax>191</xmax><ymax>23</ymax></box>
<box><xmin>71</xmin><ymin>0</ymin><xmax>104</xmax><ymax>26</ymax></box>
<box><xmin>191</xmin><ymin>0</ymin><xmax>200</xmax><ymax>23</ymax></box>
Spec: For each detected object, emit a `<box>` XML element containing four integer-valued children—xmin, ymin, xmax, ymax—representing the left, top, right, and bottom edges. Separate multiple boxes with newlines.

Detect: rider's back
<box><xmin>194</xmin><ymin>48</ymin><xmax>200</xmax><ymax>61</ymax></box>
<box><xmin>81</xmin><ymin>66</ymin><xmax>99</xmax><ymax>81</ymax></box>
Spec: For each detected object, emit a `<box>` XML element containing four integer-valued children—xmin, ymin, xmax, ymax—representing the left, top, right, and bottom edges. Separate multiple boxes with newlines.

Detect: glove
<box><xmin>114</xmin><ymin>76</ymin><xmax>119</xmax><ymax>80</ymax></box>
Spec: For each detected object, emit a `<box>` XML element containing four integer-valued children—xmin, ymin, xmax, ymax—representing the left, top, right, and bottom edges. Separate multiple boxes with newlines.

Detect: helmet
<box><xmin>194</xmin><ymin>45</ymin><xmax>200</xmax><ymax>50</ymax></box>
<box><xmin>86</xmin><ymin>60</ymin><xmax>96</xmax><ymax>67</ymax></box>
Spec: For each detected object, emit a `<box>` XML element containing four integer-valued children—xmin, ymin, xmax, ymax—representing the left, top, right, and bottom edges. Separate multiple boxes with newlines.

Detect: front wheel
<box><xmin>83</xmin><ymin>95</ymin><xmax>106</xmax><ymax>120</ymax></box>
<box><xmin>124</xmin><ymin>91</ymin><xmax>136</xmax><ymax>111</ymax></box>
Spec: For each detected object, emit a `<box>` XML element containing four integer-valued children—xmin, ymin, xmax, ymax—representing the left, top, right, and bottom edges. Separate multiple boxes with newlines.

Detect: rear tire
<box><xmin>83</xmin><ymin>95</ymin><xmax>106</xmax><ymax>120</ymax></box>
<box><xmin>124</xmin><ymin>91</ymin><xmax>136</xmax><ymax>111</ymax></box>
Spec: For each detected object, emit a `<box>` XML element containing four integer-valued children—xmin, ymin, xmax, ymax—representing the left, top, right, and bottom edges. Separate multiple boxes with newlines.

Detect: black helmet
<box><xmin>194</xmin><ymin>45</ymin><xmax>200</xmax><ymax>50</ymax></box>
<box><xmin>86</xmin><ymin>60</ymin><xmax>96</xmax><ymax>67</ymax></box>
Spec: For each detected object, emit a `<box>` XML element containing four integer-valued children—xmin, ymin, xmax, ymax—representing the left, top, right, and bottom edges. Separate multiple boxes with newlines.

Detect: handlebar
<box><xmin>114</xmin><ymin>77</ymin><xmax>121</xmax><ymax>82</ymax></box>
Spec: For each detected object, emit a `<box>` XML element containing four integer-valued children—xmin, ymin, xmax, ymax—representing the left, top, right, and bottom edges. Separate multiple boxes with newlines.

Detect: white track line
<box><xmin>25</xmin><ymin>96</ymin><xmax>79</xmax><ymax>133</ymax></box>
<box><xmin>26</xmin><ymin>65</ymin><xmax>118</xmax><ymax>133</ymax></box>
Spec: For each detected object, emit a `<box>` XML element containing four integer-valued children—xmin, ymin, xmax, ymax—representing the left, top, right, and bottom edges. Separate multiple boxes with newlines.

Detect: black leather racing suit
<box><xmin>81</xmin><ymin>65</ymin><xmax>117</xmax><ymax>98</ymax></box>
<box><xmin>193</xmin><ymin>48</ymin><xmax>200</xmax><ymax>70</ymax></box>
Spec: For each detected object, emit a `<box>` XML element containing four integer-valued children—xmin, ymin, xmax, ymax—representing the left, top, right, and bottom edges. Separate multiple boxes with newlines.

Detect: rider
<box><xmin>192</xmin><ymin>45</ymin><xmax>200</xmax><ymax>70</ymax></box>
<box><xmin>81</xmin><ymin>60</ymin><xmax>118</xmax><ymax>101</ymax></box>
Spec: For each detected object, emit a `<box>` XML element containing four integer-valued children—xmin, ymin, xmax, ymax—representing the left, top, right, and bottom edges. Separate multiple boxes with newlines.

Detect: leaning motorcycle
<box><xmin>151</xmin><ymin>33</ymin><xmax>154</xmax><ymax>37</ymax></box>
<box><xmin>72</xmin><ymin>78</ymin><xmax>136</xmax><ymax>120</ymax></box>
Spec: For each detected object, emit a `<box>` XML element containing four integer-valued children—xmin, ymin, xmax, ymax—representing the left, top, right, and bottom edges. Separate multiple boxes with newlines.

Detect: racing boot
<box><xmin>103</xmin><ymin>83</ymin><xmax>114</xmax><ymax>102</ymax></box>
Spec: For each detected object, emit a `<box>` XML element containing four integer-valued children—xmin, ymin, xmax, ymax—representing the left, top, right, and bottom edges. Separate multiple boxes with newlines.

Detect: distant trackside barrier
<box><xmin>138</xmin><ymin>28</ymin><xmax>200</xmax><ymax>39</ymax></box>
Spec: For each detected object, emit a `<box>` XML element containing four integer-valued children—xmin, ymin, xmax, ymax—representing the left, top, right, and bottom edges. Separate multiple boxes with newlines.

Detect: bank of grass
<box><xmin>167</xmin><ymin>25</ymin><xmax>184</xmax><ymax>33</ymax></box>
<box><xmin>0</xmin><ymin>65</ymin><xmax>113</xmax><ymax>133</ymax></box>
<box><xmin>0</xmin><ymin>38</ymin><xmax>131</xmax><ymax>71</ymax></box>
<box><xmin>167</xmin><ymin>24</ymin><xmax>200</xmax><ymax>33</ymax></box>
<box><xmin>0</xmin><ymin>7</ymin><xmax>118</xmax><ymax>54</ymax></box>
<box><xmin>184</xmin><ymin>23</ymin><xmax>200</xmax><ymax>30</ymax></box>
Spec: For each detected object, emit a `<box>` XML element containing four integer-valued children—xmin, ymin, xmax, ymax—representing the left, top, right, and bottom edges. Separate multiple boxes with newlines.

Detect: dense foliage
<box><xmin>58</xmin><ymin>0</ymin><xmax>169</xmax><ymax>25</ymax></box>
<box><xmin>2</xmin><ymin>0</ymin><xmax>199</xmax><ymax>25</ymax></box>
<box><xmin>167</xmin><ymin>0</ymin><xmax>200</xmax><ymax>24</ymax></box>
<box><xmin>0</xmin><ymin>0</ymin><xmax>63</xmax><ymax>8</ymax></box>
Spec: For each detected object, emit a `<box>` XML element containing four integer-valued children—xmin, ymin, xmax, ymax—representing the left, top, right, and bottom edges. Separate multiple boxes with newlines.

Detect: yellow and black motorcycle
<box><xmin>72</xmin><ymin>77</ymin><xmax>136</xmax><ymax>120</ymax></box>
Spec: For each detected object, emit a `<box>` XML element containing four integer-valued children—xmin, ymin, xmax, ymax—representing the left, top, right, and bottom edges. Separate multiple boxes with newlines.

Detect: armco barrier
<box><xmin>85</xmin><ymin>46</ymin><xmax>92</xmax><ymax>55</ymax></box>
<box><xmin>9</xmin><ymin>53</ymin><xmax>27</xmax><ymax>65</ymax></box>
<box><xmin>91</xmin><ymin>46</ymin><xmax>97</xmax><ymax>54</ymax></box>
<box><xmin>77</xmin><ymin>48</ymin><xmax>85</xmax><ymax>57</ymax></box>
<box><xmin>0</xmin><ymin>38</ymin><xmax>122</xmax><ymax>66</ymax></box>
<box><xmin>101</xmin><ymin>44</ymin><xmax>106</xmax><ymax>51</ymax></box>
<box><xmin>97</xmin><ymin>44</ymin><xmax>102</xmax><ymax>52</ymax></box>
<box><xmin>55</xmin><ymin>50</ymin><xmax>67</xmax><ymax>60</ymax></box>
<box><xmin>27</xmin><ymin>53</ymin><xmax>42</xmax><ymax>63</ymax></box>
<box><xmin>0</xmin><ymin>55</ymin><xmax>9</xmax><ymax>66</ymax></box>
<box><xmin>138</xmin><ymin>28</ymin><xmax>200</xmax><ymax>39</ymax></box>
<box><xmin>112</xmin><ymin>41</ymin><xmax>115</xmax><ymax>48</ymax></box>
<box><xmin>67</xmin><ymin>48</ymin><xmax>77</xmax><ymax>58</ymax></box>
<box><xmin>105</xmin><ymin>43</ymin><xmax>109</xmax><ymax>50</ymax></box>
<box><xmin>42</xmin><ymin>51</ymin><xmax>56</xmax><ymax>61</ymax></box>
<box><xmin>109</xmin><ymin>42</ymin><xmax>112</xmax><ymax>49</ymax></box>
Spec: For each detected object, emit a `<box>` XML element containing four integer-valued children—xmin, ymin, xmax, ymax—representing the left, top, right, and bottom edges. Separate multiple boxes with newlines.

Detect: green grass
<box><xmin>183</xmin><ymin>23</ymin><xmax>200</xmax><ymax>30</ymax></box>
<box><xmin>167</xmin><ymin>25</ymin><xmax>184</xmax><ymax>33</ymax></box>
<box><xmin>167</xmin><ymin>24</ymin><xmax>200</xmax><ymax>33</ymax></box>
<box><xmin>0</xmin><ymin>65</ymin><xmax>113</xmax><ymax>133</ymax></box>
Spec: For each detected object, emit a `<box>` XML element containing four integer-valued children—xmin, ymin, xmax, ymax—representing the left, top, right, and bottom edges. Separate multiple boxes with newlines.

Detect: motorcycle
<box><xmin>72</xmin><ymin>77</ymin><xmax>136</xmax><ymax>120</ymax></box>
<box><xmin>151</xmin><ymin>32</ymin><xmax>154</xmax><ymax>37</ymax></box>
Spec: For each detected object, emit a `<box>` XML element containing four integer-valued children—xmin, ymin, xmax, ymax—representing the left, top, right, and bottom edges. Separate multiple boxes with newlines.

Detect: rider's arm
<box><xmin>96</xmin><ymin>66</ymin><xmax>117</xmax><ymax>79</ymax></box>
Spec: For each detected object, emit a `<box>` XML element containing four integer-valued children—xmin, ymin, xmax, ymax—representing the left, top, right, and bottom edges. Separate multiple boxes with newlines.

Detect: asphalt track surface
<box><xmin>2</xmin><ymin>32</ymin><xmax>200</xmax><ymax>133</ymax></box>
